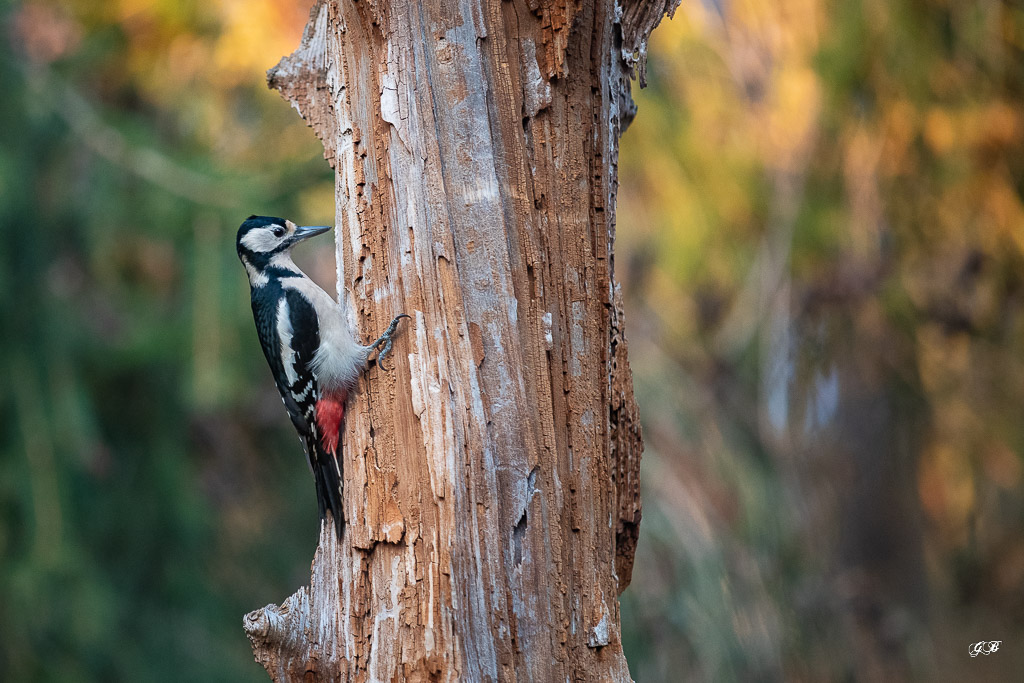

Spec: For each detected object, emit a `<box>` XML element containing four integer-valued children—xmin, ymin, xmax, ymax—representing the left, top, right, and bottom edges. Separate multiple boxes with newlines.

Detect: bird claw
<box><xmin>371</xmin><ymin>314</ymin><xmax>411</xmax><ymax>372</ymax></box>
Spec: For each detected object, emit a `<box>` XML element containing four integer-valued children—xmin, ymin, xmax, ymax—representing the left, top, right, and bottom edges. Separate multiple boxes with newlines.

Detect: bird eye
<box><xmin>272</xmin><ymin>226</ymin><xmax>286</xmax><ymax>238</ymax></box>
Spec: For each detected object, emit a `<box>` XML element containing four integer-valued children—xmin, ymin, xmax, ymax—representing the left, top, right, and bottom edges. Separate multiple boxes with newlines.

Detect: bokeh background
<box><xmin>2</xmin><ymin>0</ymin><xmax>1023</xmax><ymax>681</ymax></box>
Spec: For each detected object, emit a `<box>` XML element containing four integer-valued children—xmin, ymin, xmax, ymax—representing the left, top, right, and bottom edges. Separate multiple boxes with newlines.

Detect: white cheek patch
<box><xmin>276</xmin><ymin>297</ymin><xmax>298</xmax><ymax>385</ymax></box>
<box><xmin>241</xmin><ymin>226</ymin><xmax>283</xmax><ymax>253</ymax></box>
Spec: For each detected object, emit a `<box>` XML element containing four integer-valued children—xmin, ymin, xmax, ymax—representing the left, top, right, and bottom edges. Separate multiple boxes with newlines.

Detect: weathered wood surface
<box><xmin>245</xmin><ymin>1</ymin><xmax>677</xmax><ymax>680</ymax></box>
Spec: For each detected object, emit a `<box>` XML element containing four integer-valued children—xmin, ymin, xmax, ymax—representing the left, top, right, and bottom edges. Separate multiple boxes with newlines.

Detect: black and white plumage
<box><xmin>236</xmin><ymin>215</ymin><xmax>408</xmax><ymax>537</ymax></box>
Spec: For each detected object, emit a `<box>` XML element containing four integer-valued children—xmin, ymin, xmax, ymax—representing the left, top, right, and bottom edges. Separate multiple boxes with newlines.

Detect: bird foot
<box><xmin>370</xmin><ymin>314</ymin><xmax>411</xmax><ymax>371</ymax></box>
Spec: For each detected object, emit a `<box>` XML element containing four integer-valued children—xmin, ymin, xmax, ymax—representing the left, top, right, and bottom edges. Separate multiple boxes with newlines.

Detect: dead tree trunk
<box><xmin>244</xmin><ymin>1</ymin><xmax>676</xmax><ymax>680</ymax></box>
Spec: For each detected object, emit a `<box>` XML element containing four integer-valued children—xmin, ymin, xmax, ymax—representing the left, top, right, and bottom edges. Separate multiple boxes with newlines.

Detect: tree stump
<box><xmin>244</xmin><ymin>1</ymin><xmax>677</xmax><ymax>679</ymax></box>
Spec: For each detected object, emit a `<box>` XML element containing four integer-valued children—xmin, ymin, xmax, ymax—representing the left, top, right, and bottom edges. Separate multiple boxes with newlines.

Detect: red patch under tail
<box><xmin>315</xmin><ymin>390</ymin><xmax>347</xmax><ymax>455</ymax></box>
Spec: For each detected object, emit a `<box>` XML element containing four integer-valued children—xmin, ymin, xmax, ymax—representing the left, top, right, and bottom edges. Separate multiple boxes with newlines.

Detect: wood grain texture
<box><xmin>246</xmin><ymin>1</ymin><xmax>677</xmax><ymax>679</ymax></box>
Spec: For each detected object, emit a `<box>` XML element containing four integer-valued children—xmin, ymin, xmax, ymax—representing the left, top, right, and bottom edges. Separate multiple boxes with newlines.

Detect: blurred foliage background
<box><xmin>1</xmin><ymin>0</ymin><xmax>1022</xmax><ymax>681</ymax></box>
<box><xmin>619</xmin><ymin>1</ymin><xmax>1024</xmax><ymax>681</ymax></box>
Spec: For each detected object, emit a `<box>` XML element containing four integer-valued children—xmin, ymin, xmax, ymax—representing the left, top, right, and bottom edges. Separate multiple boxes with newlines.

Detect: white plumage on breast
<box><xmin>279</xmin><ymin>275</ymin><xmax>369</xmax><ymax>391</ymax></box>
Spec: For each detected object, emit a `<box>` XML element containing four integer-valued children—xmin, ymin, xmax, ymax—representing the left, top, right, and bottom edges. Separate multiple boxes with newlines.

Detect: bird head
<box><xmin>236</xmin><ymin>215</ymin><xmax>331</xmax><ymax>284</ymax></box>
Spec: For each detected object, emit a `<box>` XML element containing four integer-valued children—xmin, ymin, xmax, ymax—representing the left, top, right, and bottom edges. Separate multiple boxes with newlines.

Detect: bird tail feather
<box><xmin>310</xmin><ymin>438</ymin><xmax>345</xmax><ymax>538</ymax></box>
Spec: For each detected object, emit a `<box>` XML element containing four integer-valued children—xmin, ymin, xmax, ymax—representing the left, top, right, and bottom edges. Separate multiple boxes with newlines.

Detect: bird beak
<box><xmin>290</xmin><ymin>225</ymin><xmax>332</xmax><ymax>243</ymax></box>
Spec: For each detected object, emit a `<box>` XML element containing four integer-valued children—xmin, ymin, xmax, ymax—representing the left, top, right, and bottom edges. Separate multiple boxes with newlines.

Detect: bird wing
<box><xmin>279</xmin><ymin>289</ymin><xmax>322</xmax><ymax>445</ymax></box>
<box><xmin>252</xmin><ymin>287</ymin><xmax>320</xmax><ymax>441</ymax></box>
<box><xmin>251</xmin><ymin>281</ymin><xmax>345</xmax><ymax>533</ymax></box>
<box><xmin>280</xmin><ymin>289</ymin><xmax>345</xmax><ymax>529</ymax></box>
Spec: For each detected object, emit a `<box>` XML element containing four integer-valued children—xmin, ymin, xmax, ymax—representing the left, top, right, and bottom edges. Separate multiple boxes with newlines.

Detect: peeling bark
<box><xmin>246</xmin><ymin>1</ymin><xmax>676</xmax><ymax>679</ymax></box>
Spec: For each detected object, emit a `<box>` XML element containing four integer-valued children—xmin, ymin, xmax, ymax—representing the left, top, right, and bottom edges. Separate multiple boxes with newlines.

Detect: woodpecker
<box><xmin>236</xmin><ymin>215</ymin><xmax>408</xmax><ymax>537</ymax></box>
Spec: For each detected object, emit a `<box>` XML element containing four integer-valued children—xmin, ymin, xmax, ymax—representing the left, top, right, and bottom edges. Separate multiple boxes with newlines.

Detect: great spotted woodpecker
<box><xmin>236</xmin><ymin>215</ymin><xmax>408</xmax><ymax>537</ymax></box>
